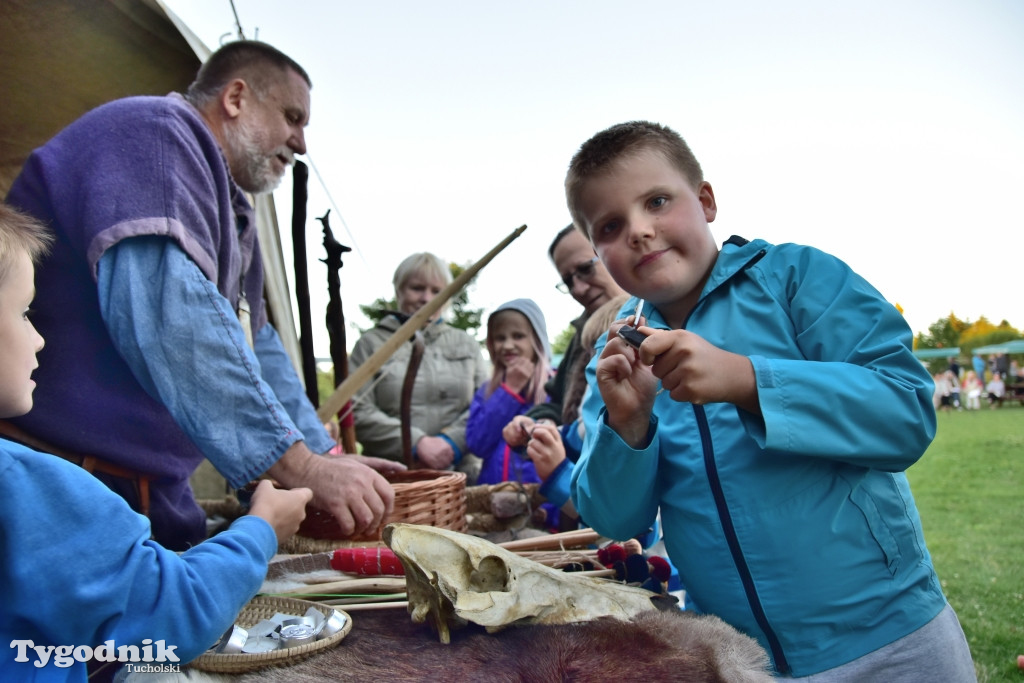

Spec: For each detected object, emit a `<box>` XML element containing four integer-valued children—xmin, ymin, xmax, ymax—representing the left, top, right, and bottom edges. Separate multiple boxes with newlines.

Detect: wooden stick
<box><xmin>335</xmin><ymin>601</ymin><xmax>410</xmax><ymax>612</ymax></box>
<box><xmin>274</xmin><ymin>577</ymin><xmax>406</xmax><ymax>595</ymax></box>
<box><xmin>316</xmin><ymin>224</ymin><xmax>527</xmax><ymax>421</ymax></box>
<box><xmin>320</xmin><ymin>593</ymin><xmax>407</xmax><ymax>605</ymax></box>
<box><xmin>497</xmin><ymin>528</ymin><xmax>601</xmax><ymax>552</ymax></box>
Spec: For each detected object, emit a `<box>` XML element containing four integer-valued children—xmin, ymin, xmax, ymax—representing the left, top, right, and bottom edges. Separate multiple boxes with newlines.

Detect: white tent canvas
<box><xmin>0</xmin><ymin>0</ymin><xmax>304</xmax><ymax>377</ymax></box>
<box><xmin>973</xmin><ymin>340</ymin><xmax>1024</xmax><ymax>356</ymax></box>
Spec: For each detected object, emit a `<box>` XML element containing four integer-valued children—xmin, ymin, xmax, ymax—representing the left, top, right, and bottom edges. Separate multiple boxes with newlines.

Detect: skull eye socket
<box><xmin>469</xmin><ymin>555</ymin><xmax>510</xmax><ymax>592</ymax></box>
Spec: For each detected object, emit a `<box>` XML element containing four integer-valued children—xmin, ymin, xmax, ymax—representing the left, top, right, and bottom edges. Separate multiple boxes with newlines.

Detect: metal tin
<box><xmin>216</xmin><ymin>625</ymin><xmax>248</xmax><ymax>654</ymax></box>
<box><xmin>241</xmin><ymin>635</ymin><xmax>280</xmax><ymax>654</ymax></box>
<box><xmin>317</xmin><ymin>610</ymin><xmax>348</xmax><ymax>640</ymax></box>
<box><xmin>279</xmin><ymin>623</ymin><xmax>316</xmax><ymax>648</ymax></box>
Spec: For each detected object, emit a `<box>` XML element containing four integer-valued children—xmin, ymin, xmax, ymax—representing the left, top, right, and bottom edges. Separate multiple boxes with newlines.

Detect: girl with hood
<box><xmin>467</xmin><ymin>299</ymin><xmax>551</xmax><ymax>487</ymax></box>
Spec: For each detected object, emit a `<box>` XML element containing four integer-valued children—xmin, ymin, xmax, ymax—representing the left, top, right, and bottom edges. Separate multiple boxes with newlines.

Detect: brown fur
<box><xmin>227</xmin><ymin>608</ymin><xmax>772</xmax><ymax>683</ymax></box>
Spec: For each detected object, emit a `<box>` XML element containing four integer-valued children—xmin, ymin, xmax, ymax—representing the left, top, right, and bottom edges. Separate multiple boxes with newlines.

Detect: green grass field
<box><xmin>909</xmin><ymin>403</ymin><xmax>1024</xmax><ymax>682</ymax></box>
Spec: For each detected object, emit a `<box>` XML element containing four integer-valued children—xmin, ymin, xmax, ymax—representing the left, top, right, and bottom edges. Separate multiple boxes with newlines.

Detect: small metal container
<box><xmin>216</xmin><ymin>625</ymin><xmax>248</xmax><ymax>654</ymax></box>
<box><xmin>279</xmin><ymin>623</ymin><xmax>317</xmax><ymax>648</ymax></box>
<box><xmin>317</xmin><ymin>610</ymin><xmax>348</xmax><ymax>640</ymax></box>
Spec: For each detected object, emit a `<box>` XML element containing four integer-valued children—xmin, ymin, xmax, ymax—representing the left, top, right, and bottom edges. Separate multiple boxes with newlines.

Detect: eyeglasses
<box><xmin>555</xmin><ymin>256</ymin><xmax>600</xmax><ymax>294</ymax></box>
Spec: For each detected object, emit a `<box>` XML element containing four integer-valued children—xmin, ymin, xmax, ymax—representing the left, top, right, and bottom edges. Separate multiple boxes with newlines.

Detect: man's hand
<box><xmin>415</xmin><ymin>434</ymin><xmax>454</xmax><ymax>470</ymax></box>
<box><xmin>351</xmin><ymin>454</ymin><xmax>408</xmax><ymax>475</ymax></box>
<box><xmin>268</xmin><ymin>442</ymin><xmax>394</xmax><ymax>537</ymax></box>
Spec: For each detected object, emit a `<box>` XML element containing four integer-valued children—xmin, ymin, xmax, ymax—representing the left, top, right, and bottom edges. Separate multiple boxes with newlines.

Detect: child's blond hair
<box><xmin>0</xmin><ymin>203</ymin><xmax>53</xmax><ymax>287</ymax></box>
<box><xmin>561</xmin><ymin>293</ymin><xmax>630</xmax><ymax>424</ymax></box>
<box><xmin>565</xmin><ymin>121</ymin><xmax>704</xmax><ymax>237</ymax></box>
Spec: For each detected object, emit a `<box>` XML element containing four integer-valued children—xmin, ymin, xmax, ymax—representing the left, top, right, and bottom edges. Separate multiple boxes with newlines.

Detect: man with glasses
<box><xmin>529</xmin><ymin>225</ymin><xmax>625</xmax><ymax>426</ymax></box>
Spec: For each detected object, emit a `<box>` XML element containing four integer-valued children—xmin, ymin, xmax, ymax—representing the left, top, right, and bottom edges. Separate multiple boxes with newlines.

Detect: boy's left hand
<box><xmin>635</xmin><ymin>327</ymin><xmax>759</xmax><ymax>413</ymax></box>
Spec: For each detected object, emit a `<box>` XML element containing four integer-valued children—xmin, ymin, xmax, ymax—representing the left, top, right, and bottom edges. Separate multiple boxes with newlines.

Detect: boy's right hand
<box><xmin>597</xmin><ymin>319</ymin><xmax>660</xmax><ymax>448</ymax></box>
<box><xmin>247</xmin><ymin>479</ymin><xmax>314</xmax><ymax>545</ymax></box>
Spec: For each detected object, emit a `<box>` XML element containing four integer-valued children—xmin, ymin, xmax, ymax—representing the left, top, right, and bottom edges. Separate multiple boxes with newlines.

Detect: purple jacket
<box><xmin>6</xmin><ymin>94</ymin><xmax>266</xmax><ymax>548</ymax></box>
<box><xmin>466</xmin><ymin>383</ymin><xmax>540</xmax><ymax>485</ymax></box>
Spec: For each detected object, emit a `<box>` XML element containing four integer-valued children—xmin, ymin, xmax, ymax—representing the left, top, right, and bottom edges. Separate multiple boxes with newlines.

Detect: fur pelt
<box><xmin>209</xmin><ymin>607</ymin><xmax>773</xmax><ymax>683</ymax></box>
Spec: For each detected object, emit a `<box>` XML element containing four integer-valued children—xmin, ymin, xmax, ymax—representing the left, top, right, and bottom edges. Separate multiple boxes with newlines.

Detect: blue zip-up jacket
<box><xmin>572</xmin><ymin>237</ymin><xmax>945</xmax><ymax>677</ymax></box>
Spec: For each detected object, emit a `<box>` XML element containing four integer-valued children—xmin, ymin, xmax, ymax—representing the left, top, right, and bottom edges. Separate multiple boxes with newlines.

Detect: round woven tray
<box><xmin>298</xmin><ymin>469</ymin><xmax>467</xmax><ymax>542</ymax></box>
<box><xmin>189</xmin><ymin>595</ymin><xmax>352</xmax><ymax>674</ymax></box>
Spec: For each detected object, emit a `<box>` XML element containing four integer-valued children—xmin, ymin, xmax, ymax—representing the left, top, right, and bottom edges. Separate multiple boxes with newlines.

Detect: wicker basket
<box><xmin>298</xmin><ymin>469</ymin><xmax>467</xmax><ymax>542</ymax></box>
<box><xmin>189</xmin><ymin>595</ymin><xmax>352</xmax><ymax>673</ymax></box>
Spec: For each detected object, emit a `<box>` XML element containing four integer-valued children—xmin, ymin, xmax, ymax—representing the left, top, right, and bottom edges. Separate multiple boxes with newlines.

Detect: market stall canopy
<box><xmin>913</xmin><ymin>347</ymin><xmax>960</xmax><ymax>359</ymax></box>
<box><xmin>0</xmin><ymin>0</ymin><xmax>303</xmax><ymax>375</ymax></box>
<box><xmin>972</xmin><ymin>340</ymin><xmax>1024</xmax><ymax>355</ymax></box>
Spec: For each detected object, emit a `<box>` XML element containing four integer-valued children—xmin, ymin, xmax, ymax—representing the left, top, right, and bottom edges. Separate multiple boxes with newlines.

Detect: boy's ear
<box><xmin>698</xmin><ymin>182</ymin><xmax>717</xmax><ymax>222</ymax></box>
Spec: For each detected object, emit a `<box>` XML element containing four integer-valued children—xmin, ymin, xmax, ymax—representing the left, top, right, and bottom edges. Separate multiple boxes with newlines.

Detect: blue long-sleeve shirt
<box><xmin>98</xmin><ymin>236</ymin><xmax>333</xmax><ymax>487</ymax></box>
<box><xmin>0</xmin><ymin>438</ymin><xmax>277</xmax><ymax>681</ymax></box>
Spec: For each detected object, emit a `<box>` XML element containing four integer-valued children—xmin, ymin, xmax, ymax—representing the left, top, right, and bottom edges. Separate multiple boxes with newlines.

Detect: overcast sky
<box><xmin>163</xmin><ymin>0</ymin><xmax>1023</xmax><ymax>355</ymax></box>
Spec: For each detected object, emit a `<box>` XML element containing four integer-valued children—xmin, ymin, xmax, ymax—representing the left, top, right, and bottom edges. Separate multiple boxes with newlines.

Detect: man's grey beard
<box><xmin>222</xmin><ymin>118</ymin><xmax>287</xmax><ymax>195</ymax></box>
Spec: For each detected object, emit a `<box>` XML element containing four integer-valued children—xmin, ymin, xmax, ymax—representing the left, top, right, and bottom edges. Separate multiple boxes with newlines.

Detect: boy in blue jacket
<box><xmin>567</xmin><ymin>121</ymin><xmax>976</xmax><ymax>680</ymax></box>
<box><xmin>0</xmin><ymin>202</ymin><xmax>313</xmax><ymax>681</ymax></box>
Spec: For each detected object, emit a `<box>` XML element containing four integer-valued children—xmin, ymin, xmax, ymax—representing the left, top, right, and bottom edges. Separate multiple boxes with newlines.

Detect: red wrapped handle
<box><xmin>331</xmin><ymin>547</ymin><xmax>405</xmax><ymax>576</ymax></box>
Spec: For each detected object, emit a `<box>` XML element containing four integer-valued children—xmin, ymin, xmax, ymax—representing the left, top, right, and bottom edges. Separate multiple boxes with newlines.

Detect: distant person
<box><xmin>995</xmin><ymin>353</ymin><xmax>1010</xmax><ymax>380</ymax></box>
<box><xmin>3</xmin><ymin>40</ymin><xmax>395</xmax><ymax>550</ymax></box>
<box><xmin>350</xmin><ymin>252</ymin><xmax>488</xmax><ymax>477</ymax></box>
<box><xmin>566</xmin><ymin>120</ymin><xmax>975</xmax><ymax>679</ymax></box>
<box><xmin>933</xmin><ymin>371</ymin><xmax>953</xmax><ymax>412</ymax></box>
<box><xmin>971</xmin><ymin>352</ymin><xmax>986</xmax><ymax>384</ymax></box>
<box><xmin>526</xmin><ymin>226</ymin><xmax>625</xmax><ymax>427</ymax></box>
<box><xmin>962</xmin><ymin>370</ymin><xmax>984</xmax><ymax>410</ymax></box>
<box><xmin>986</xmin><ymin>372</ymin><xmax>1006</xmax><ymax>408</ymax></box>
<box><xmin>948</xmin><ymin>356</ymin><xmax>961</xmax><ymax>381</ymax></box>
<box><xmin>0</xmin><ymin>202</ymin><xmax>313</xmax><ymax>678</ymax></box>
<box><xmin>947</xmin><ymin>358</ymin><xmax>962</xmax><ymax>408</ymax></box>
<box><xmin>467</xmin><ymin>298</ymin><xmax>552</xmax><ymax>488</ymax></box>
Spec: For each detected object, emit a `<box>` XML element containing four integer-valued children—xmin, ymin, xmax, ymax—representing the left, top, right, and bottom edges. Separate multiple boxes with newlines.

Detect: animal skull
<box><xmin>382</xmin><ymin>523</ymin><xmax>661</xmax><ymax>643</ymax></box>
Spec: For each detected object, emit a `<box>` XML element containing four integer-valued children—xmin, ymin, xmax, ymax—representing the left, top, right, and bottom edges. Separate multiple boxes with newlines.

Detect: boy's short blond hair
<box><xmin>0</xmin><ymin>203</ymin><xmax>52</xmax><ymax>287</ymax></box>
<box><xmin>565</xmin><ymin>121</ymin><xmax>704</xmax><ymax>236</ymax></box>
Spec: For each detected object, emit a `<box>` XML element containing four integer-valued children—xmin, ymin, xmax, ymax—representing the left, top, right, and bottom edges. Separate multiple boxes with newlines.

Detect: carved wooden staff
<box><xmin>316</xmin><ymin>224</ymin><xmax>527</xmax><ymax>422</ymax></box>
<box><xmin>318</xmin><ymin>209</ymin><xmax>357</xmax><ymax>453</ymax></box>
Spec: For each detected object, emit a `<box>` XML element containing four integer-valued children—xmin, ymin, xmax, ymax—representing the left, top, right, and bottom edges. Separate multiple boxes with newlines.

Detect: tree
<box><xmin>357</xmin><ymin>261</ymin><xmax>483</xmax><ymax>337</ymax></box>
<box><xmin>551</xmin><ymin>324</ymin><xmax>575</xmax><ymax>355</ymax></box>
<box><xmin>914</xmin><ymin>313</ymin><xmax>1021</xmax><ymax>373</ymax></box>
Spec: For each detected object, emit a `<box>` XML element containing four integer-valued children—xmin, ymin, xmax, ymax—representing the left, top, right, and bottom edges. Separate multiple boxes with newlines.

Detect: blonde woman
<box><xmin>350</xmin><ymin>253</ymin><xmax>488</xmax><ymax>475</ymax></box>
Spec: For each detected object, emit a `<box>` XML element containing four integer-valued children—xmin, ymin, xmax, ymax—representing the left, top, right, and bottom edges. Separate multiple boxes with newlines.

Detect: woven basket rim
<box><xmin>189</xmin><ymin>595</ymin><xmax>351</xmax><ymax>673</ymax></box>
<box><xmin>298</xmin><ymin>469</ymin><xmax>467</xmax><ymax>542</ymax></box>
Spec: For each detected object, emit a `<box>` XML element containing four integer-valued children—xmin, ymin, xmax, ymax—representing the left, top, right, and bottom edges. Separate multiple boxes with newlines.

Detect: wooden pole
<box><xmin>291</xmin><ymin>160</ymin><xmax>319</xmax><ymax>405</ymax></box>
<box><xmin>316</xmin><ymin>224</ymin><xmax>527</xmax><ymax>422</ymax></box>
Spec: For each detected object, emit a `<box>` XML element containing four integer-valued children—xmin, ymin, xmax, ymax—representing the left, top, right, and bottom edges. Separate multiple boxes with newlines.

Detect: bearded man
<box><xmin>4</xmin><ymin>40</ymin><xmax>398</xmax><ymax>550</ymax></box>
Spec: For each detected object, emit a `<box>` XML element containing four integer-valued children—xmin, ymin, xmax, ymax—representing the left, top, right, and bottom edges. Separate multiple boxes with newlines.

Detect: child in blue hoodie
<box><xmin>0</xmin><ymin>203</ymin><xmax>313</xmax><ymax>681</ymax></box>
<box><xmin>566</xmin><ymin>121</ymin><xmax>975</xmax><ymax>680</ymax></box>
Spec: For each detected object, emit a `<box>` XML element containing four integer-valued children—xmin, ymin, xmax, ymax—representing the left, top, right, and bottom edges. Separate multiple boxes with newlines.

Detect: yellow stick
<box><xmin>317</xmin><ymin>224</ymin><xmax>527</xmax><ymax>422</ymax></box>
